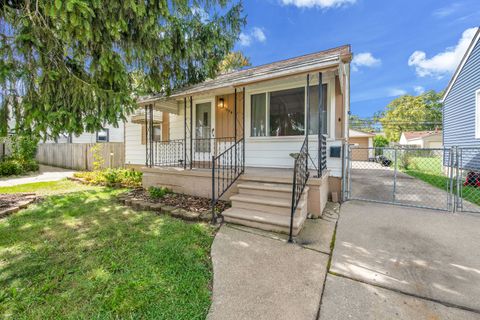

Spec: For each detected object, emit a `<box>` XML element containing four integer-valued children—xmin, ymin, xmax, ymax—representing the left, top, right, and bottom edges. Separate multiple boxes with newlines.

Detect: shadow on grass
<box><xmin>0</xmin><ymin>189</ymin><xmax>214</xmax><ymax>319</ymax></box>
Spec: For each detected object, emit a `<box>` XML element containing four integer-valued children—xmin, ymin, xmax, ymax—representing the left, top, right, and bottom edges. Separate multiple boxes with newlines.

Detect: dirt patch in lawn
<box><xmin>0</xmin><ymin>193</ymin><xmax>38</xmax><ymax>218</ymax></box>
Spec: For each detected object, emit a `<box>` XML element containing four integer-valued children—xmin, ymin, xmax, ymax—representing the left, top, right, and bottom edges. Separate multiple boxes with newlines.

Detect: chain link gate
<box><xmin>344</xmin><ymin>145</ymin><xmax>457</xmax><ymax>211</ymax></box>
<box><xmin>455</xmin><ymin>147</ymin><xmax>480</xmax><ymax>213</ymax></box>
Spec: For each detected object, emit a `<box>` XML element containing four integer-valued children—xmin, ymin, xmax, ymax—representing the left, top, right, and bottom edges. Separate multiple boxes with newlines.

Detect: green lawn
<box><xmin>0</xmin><ymin>179</ymin><xmax>102</xmax><ymax>196</ymax></box>
<box><xmin>0</xmin><ymin>185</ymin><xmax>215</xmax><ymax>319</ymax></box>
<box><xmin>403</xmin><ymin>156</ymin><xmax>480</xmax><ymax>206</ymax></box>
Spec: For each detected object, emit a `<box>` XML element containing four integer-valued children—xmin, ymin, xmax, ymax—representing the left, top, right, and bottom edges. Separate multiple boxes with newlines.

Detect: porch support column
<box><xmin>242</xmin><ymin>87</ymin><xmax>245</xmax><ymax>172</ymax></box>
<box><xmin>190</xmin><ymin>96</ymin><xmax>193</xmax><ymax>170</ymax></box>
<box><xmin>318</xmin><ymin>72</ymin><xmax>323</xmax><ymax>177</ymax></box>
<box><xmin>145</xmin><ymin>104</ymin><xmax>148</xmax><ymax>167</ymax></box>
<box><xmin>183</xmin><ymin>97</ymin><xmax>187</xmax><ymax>169</ymax></box>
<box><xmin>306</xmin><ymin>74</ymin><xmax>310</xmax><ymax>173</ymax></box>
<box><xmin>149</xmin><ymin>104</ymin><xmax>154</xmax><ymax>167</ymax></box>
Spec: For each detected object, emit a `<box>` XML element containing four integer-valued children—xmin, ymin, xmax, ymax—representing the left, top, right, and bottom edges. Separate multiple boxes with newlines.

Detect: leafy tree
<box><xmin>379</xmin><ymin>90</ymin><xmax>442</xmax><ymax>141</ymax></box>
<box><xmin>373</xmin><ymin>135</ymin><xmax>389</xmax><ymax>148</ymax></box>
<box><xmin>0</xmin><ymin>0</ymin><xmax>244</xmax><ymax>140</ymax></box>
<box><xmin>218</xmin><ymin>51</ymin><xmax>251</xmax><ymax>73</ymax></box>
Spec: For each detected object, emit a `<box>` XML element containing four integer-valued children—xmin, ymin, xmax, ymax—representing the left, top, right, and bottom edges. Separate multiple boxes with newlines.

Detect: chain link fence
<box><xmin>456</xmin><ymin>148</ymin><xmax>480</xmax><ymax>213</ymax></box>
<box><xmin>345</xmin><ymin>146</ymin><xmax>480</xmax><ymax>213</ymax></box>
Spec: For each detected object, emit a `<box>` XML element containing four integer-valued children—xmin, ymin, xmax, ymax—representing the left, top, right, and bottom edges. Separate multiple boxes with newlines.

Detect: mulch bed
<box><xmin>118</xmin><ymin>189</ymin><xmax>230</xmax><ymax>223</ymax></box>
<box><xmin>127</xmin><ymin>189</ymin><xmax>230</xmax><ymax>214</ymax></box>
<box><xmin>0</xmin><ymin>193</ymin><xmax>38</xmax><ymax>219</ymax></box>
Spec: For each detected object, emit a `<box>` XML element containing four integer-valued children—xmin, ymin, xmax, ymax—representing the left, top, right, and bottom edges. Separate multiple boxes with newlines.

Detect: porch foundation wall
<box><xmin>141</xmin><ymin>167</ymin><xmax>237</xmax><ymax>201</ymax></box>
<box><xmin>141</xmin><ymin>167</ymin><xmax>331</xmax><ymax>217</ymax></box>
<box><xmin>307</xmin><ymin>171</ymin><xmax>330</xmax><ymax>218</ymax></box>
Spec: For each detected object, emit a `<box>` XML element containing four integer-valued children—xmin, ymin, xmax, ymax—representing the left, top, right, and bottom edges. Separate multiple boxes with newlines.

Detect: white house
<box><xmin>399</xmin><ymin>131</ymin><xmax>442</xmax><ymax>148</ymax></box>
<box><xmin>125</xmin><ymin>45</ymin><xmax>352</xmax><ymax>237</ymax></box>
<box><xmin>45</xmin><ymin>125</ymin><xmax>125</xmax><ymax>144</ymax></box>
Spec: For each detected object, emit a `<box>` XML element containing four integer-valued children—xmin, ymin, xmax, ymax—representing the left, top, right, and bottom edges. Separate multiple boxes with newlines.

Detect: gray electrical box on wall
<box><xmin>330</xmin><ymin>146</ymin><xmax>341</xmax><ymax>158</ymax></box>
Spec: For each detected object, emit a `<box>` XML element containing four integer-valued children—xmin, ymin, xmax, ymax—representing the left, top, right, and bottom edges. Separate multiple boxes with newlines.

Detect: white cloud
<box><xmin>351</xmin><ymin>52</ymin><xmax>381</xmax><ymax>71</ymax></box>
<box><xmin>239</xmin><ymin>33</ymin><xmax>251</xmax><ymax>46</ymax></box>
<box><xmin>408</xmin><ymin>27</ymin><xmax>478</xmax><ymax>78</ymax></box>
<box><xmin>280</xmin><ymin>0</ymin><xmax>356</xmax><ymax>9</ymax></box>
<box><xmin>413</xmin><ymin>86</ymin><xmax>425</xmax><ymax>95</ymax></box>
<box><xmin>252</xmin><ymin>27</ymin><xmax>266</xmax><ymax>43</ymax></box>
<box><xmin>238</xmin><ymin>27</ymin><xmax>267</xmax><ymax>47</ymax></box>
<box><xmin>433</xmin><ymin>3</ymin><xmax>460</xmax><ymax>18</ymax></box>
<box><xmin>388</xmin><ymin>88</ymin><xmax>407</xmax><ymax>97</ymax></box>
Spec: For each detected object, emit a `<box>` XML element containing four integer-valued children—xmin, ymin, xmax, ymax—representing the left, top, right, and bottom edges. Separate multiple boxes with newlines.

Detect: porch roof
<box><xmin>138</xmin><ymin>44</ymin><xmax>352</xmax><ymax>106</ymax></box>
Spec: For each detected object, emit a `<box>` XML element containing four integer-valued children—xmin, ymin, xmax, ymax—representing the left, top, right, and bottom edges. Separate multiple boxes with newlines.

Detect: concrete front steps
<box><xmin>222</xmin><ymin>179</ymin><xmax>309</xmax><ymax>236</ymax></box>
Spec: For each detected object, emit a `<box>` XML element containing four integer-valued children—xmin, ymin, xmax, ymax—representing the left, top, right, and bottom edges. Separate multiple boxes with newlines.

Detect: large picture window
<box><xmin>270</xmin><ymin>87</ymin><xmax>305</xmax><ymax>136</ymax></box>
<box><xmin>250</xmin><ymin>83</ymin><xmax>328</xmax><ymax>137</ymax></box>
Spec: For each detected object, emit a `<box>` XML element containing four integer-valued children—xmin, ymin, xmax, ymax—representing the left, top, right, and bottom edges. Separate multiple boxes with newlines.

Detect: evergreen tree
<box><xmin>0</xmin><ymin>0</ymin><xmax>244</xmax><ymax>139</ymax></box>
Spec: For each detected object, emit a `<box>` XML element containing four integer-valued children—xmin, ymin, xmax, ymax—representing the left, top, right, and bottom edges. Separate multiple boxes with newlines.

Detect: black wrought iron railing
<box><xmin>151</xmin><ymin>137</ymin><xmax>236</xmax><ymax>169</ymax></box>
<box><xmin>191</xmin><ymin>137</ymin><xmax>235</xmax><ymax>169</ymax></box>
<box><xmin>211</xmin><ymin>138</ymin><xmax>245</xmax><ymax>223</ymax></box>
<box><xmin>289</xmin><ymin>137</ymin><xmax>310</xmax><ymax>242</ymax></box>
<box><xmin>320</xmin><ymin>134</ymin><xmax>327</xmax><ymax>174</ymax></box>
<box><xmin>153</xmin><ymin>139</ymin><xmax>185</xmax><ymax>167</ymax></box>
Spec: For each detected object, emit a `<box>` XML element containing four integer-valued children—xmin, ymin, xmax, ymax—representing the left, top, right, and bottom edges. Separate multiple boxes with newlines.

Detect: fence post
<box><xmin>449</xmin><ymin>146</ymin><xmax>455</xmax><ymax>213</ymax></box>
<box><xmin>455</xmin><ymin>147</ymin><xmax>461</xmax><ymax>212</ymax></box>
<box><xmin>392</xmin><ymin>147</ymin><xmax>398</xmax><ymax>203</ymax></box>
<box><xmin>341</xmin><ymin>143</ymin><xmax>346</xmax><ymax>202</ymax></box>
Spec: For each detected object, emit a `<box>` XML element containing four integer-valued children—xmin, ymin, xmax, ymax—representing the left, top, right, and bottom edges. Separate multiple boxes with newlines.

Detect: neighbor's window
<box><xmin>308</xmin><ymin>84</ymin><xmax>328</xmax><ymax>135</ymax></box>
<box><xmin>270</xmin><ymin>87</ymin><xmax>305</xmax><ymax>136</ymax></box>
<box><xmin>251</xmin><ymin>93</ymin><xmax>267</xmax><ymax>137</ymax></box>
<box><xmin>153</xmin><ymin>125</ymin><xmax>162</xmax><ymax>142</ymax></box>
<box><xmin>96</xmin><ymin>129</ymin><xmax>109</xmax><ymax>142</ymax></box>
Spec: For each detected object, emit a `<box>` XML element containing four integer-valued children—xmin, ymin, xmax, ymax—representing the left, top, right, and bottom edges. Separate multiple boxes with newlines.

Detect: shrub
<box><xmin>11</xmin><ymin>135</ymin><xmax>38</xmax><ymax>161</ymax></box>
<box><xmin>74</xmin><ymin>168</ymin><xmax>142</xmax><ymax>188</ymax></box>
<box><xmin>21</xmin><ymin>159</ymin><xmax>39</xmax><ymax>172</ymax></box>
<box><xmin>103</xmin><ymin>168</ymin><xmax>121</xmax><ymax>186</ymax></box>
<box><xmin>0</xmin><ymin>159</ymin><xmax>24</xmax><ymax>176</ymax></box>
<box><xmin>120</xmin><ymin>169</ymin><xmax>142</xmax><ymax>187</ymax></box>
<box><xmin>148</xmin><ymin>186</ymin><xmax>172</xmax><ymax>199</ymax></box>
<box><xmin>91</xmin><ymin>144</ymin><xmax>105</xmax><ymax>171</ymax></box>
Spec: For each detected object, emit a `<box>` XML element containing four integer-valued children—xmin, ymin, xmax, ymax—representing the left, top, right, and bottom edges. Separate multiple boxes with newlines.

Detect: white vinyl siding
<box><xmin>125</xmin><ymin>116</ymin><xmax>145</xmax><ymax>165</ymax></box>
<box><xmin>123</xmin><ymin>71</ymin><xmax>343</xmax><ymax>176</ymax></box>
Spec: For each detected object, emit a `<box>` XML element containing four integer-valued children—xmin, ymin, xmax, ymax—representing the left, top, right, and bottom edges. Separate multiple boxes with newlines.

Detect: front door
<box><xmin>194</xmin><ymin>101</ymin><xmax>214</xmax><ymax>162</ymax></box>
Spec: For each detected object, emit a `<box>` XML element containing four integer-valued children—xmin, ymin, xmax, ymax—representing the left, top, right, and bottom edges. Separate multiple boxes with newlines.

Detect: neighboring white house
<box><xmin>3</xmin><ymin>103</ymin><xmax>124</xmax><ymax>144</ymax></box>
<box><xmin>399</xmin><ymin>131</ymin><xmax>442</xmax><ymax>148</ymax></box>
<box><xmin>45</xmin><ymin>124</ymin><xmax>125</xmax><ymax>144</ymax></box>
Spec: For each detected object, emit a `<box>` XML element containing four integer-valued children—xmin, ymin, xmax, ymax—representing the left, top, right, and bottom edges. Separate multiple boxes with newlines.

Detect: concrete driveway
<box><xmin>350</xmin><ymin>161</ymin><xmax>480</xmax><ymax>212</ymax></box>
<box><xmin>0</xmin><ymin>165</ymin><xmax>75</xmax><ymax>187</ymax></box>
<box><xmin>325</xmin><ymin>200</ymin><xmax>480</xmax><ymax>317</ymax></box>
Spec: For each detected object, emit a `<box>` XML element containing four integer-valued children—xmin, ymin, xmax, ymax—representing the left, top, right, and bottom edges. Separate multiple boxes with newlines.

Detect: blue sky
<box><xmin>233</xmin><ymin>0</ymin><xmax>480</xmax><ymax>117</ymax></box>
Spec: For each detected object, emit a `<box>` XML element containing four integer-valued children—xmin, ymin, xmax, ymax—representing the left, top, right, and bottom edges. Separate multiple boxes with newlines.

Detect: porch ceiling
<box><xmin>137</xmin><ymin>97</ymin><xmax>178</xmax><ymax>114</ymax></box>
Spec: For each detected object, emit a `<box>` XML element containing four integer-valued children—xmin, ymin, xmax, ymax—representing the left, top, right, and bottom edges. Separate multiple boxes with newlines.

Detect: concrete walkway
<box><xmin>320</xmin><ymin>200</ymin><xmax>480</xmax><ymax>319</ymax></box>
<box><xmin>207</xmin><ymin>204</ymin><xmax>339</xmax><ymax>320</ymax></box>
<box><xmin>0</xmin><ymin>165</ymin><xmax>76</xmax><ymax>187</ymax></box>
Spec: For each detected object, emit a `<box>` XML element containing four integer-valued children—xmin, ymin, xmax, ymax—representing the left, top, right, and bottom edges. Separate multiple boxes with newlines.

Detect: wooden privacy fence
<box><xmin>36</xmin><ymin>143</ymin><xmax>125</xmax><ymax>170</ymax></box>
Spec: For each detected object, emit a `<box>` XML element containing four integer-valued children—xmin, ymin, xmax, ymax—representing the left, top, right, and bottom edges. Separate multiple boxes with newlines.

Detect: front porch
<box><xmin>142</xmin><ymin>165</ymin><xmax>330</xmax><ymax>235</ymax></box>
<box><xmin>131</xmin><ymin>46</ymin><xmax>352</xmax><ymax>237</ymax></box>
